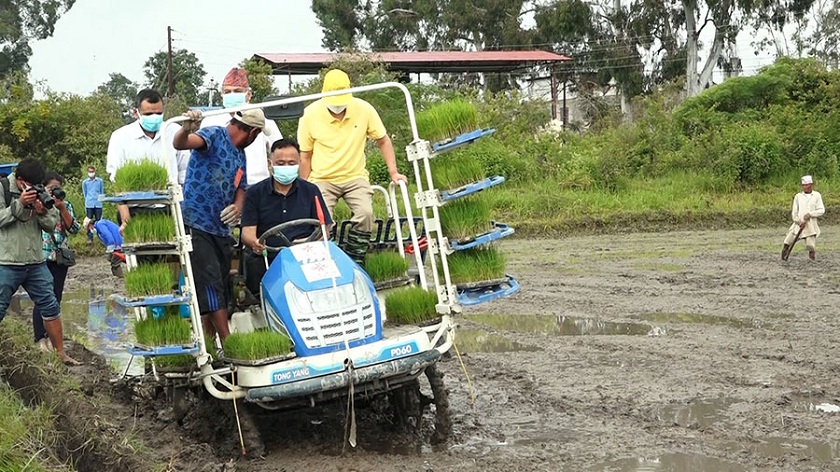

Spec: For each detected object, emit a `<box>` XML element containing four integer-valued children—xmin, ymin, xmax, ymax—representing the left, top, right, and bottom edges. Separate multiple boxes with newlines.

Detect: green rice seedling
<box><xmin>416</xmin><ymin>99</ymin><xmax>480</xmax><ymax>143</ymax></box>
<box><xmin>364</xmin><ymin>251</ymin><xmax>409</xmax><ymax>282</ymax></box>
<box><xmin>134</xmin><ymin>314</ymin><xmax>192</xmax><ymax>346</ymax></box>
<box><xmin>154</xmin><ymin>355</ymin><xmax>195</xmax><ymax>368</ymax></box>
<box><xmin>124</xmin><ymin>262</ymin><xmax>174</xmax><ymax>297</ymax></box>
<box><xmin>123</xmin><ymin>212</ymin><xmax>176</xmax><ymax>243</ymax></box>
<box><xmin>384</xmin><ymin>286</ymin><xmax>439</xmax><ymax>325</ymax></box>
<box><xmin>444</xmin><ymin>246</ymin><xmax>507</xmax><ymax>285</ymax></box>
<box><xmin>439</xmin><ymin>197</ymin><xmax>492</xmax><ymax>241</ymax></box>
<box><xmin>223</xmin><ymin>329</ymin><xmax>293</xmax><ymax>360</ymax></box>
<box><xmin>112</xmin><ymin>159</ymin><xmax>169</xmax><ymax>193</ymax></box>
<box><xmin>430</xmin><ymin>151</ymin><xmax>486</xmax><ymax>190</ymax></box>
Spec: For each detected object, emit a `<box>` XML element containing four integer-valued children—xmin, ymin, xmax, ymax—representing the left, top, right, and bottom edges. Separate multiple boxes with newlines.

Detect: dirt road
<box><xmin>14</xmin><ymin>227</ymin><xmax>840</xmax><ymax>471</ymax></box>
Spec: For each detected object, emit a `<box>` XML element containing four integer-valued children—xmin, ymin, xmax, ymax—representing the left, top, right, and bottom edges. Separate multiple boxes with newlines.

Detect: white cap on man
<box><xmin>801</xmin><ymin>175</ymin><xmax>813</xmax><ymax>185</ymax></box>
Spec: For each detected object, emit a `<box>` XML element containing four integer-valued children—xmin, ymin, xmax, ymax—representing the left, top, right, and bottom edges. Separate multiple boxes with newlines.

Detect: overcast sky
<box><xmin>28</xmin><ymin>0</ymin><xmax>326</xmax><ymax>96</ymax></box>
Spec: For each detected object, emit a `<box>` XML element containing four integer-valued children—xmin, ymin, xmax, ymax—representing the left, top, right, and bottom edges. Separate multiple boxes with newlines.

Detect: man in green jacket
<box><xmin>0</xmin><ymin>158</ymin><xmax>78</xmax><ymax>365</ymax></box>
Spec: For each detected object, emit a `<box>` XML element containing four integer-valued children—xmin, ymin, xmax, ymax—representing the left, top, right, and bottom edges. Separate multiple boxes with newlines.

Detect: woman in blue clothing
<box><xmin>34</xmin><ymin>171</ymin><xmax>80</xmax><ymax>352</ymax></box>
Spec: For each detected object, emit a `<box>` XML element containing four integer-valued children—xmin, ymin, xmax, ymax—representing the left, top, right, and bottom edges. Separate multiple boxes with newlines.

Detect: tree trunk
<box><xmin>684</xmin><ymin>0</ymin><xmax>701</xmax><ymax>96</ymax></box>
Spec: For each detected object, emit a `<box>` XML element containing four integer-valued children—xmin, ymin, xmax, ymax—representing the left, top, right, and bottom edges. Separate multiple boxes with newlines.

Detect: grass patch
<box><xmin>416</xmin><ymin>99</ymin><xmax>480</xmax><ymax>143</ymax></box>
<box><xmin>364</xmin><ymin>251</ymin><xmax>409</xmax><ymax>282</ymax></box>
<box><xmin>112</xmin><ymin>159</ymin><xmax>169</xmax><ymax>193</ymax></box>
<box><xmin>0</xmin><ymin>384</ymin><xmax>72</xmax><ymax>472</ymax></box>
<box><xmin>123</xmin><ymin>213</ymin><xmax>175</xmax><ymax>244</ymax></box>
<box><xmin>124</xmin><ymin>263</ymin><xmax>173</xmax><ymax>297</ymax></box>
<box><xmin>439</xmin><ymin>196</ymin><xmax>492</xmax><ymax>241</ymax></box>
<box><xmin>384</xmin><ymin>286</ymin><xmax>439</xmax><ymax>324</ymax></box>
<box><xmin>223</xmin><ymin>330</ymin><xmax>293</xmax><ymax>360</ymax></box>
<box><xmin>135</xmin><ymin>314</ymin><xmax>192</xmax><ymax>347</ymax></box>
<box><xmin>430</xmin><ymin>151</ymin><xmax>486</xmax><ymax>190</ymax></box>
<box><xmin>445</xmin><ymin>247</ymin><xmax>506</xmax><ymax>285</ymax></box>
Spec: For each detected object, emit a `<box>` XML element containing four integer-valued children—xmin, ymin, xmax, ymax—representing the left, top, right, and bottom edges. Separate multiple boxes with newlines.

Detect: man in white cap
<box><xmin>782</xmin><ymin>175</ymin><xmax>825</xmax><ymax>261</ymax></box>
<box><xmin>297</xmin><ymin>68</ymin><xmax>407</xmax><ymax>266</ymax></box>
<box><xmin>173</xmin><ymin>107</ymin><xmax>266</xmax><ymax>342</ymax></box>
<box><xmin>200</xmin><ymin>67</ymin><xmax>283</xmax><ymax>185</ymax></box>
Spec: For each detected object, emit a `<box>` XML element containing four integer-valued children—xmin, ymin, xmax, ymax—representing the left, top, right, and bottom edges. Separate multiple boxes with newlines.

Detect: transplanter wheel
<box><xmin>425</xmin><ymin>364</ymin><xmax>452</xmax><ymax>444</ymax></box>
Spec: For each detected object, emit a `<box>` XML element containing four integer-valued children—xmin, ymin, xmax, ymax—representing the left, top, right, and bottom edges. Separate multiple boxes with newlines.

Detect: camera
<box><xmin>26</xmin><ymin>184</ymin><xmax>55</xmax><ymax>209</ymax></box>
<box><xmin>50</xmin><ymin>186</ymin><xmax>66</xmax><ymax>201</ymax></box>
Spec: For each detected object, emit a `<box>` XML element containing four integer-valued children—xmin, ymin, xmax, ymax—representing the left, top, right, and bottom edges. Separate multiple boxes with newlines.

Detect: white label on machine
<box><xmin>289</xmin><ymin>242</ymin><xmax>330</xmax><ymax>264</ymax></box>
<box><xmin>301</xmin><ymin>260</ymin><xmax>341</xmax><ymax>282</ymax></box>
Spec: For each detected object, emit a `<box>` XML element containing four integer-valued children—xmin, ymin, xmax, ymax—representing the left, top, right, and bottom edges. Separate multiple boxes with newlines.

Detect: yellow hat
<box><xmin>322</xmin><ymin>69</ymin><xmax>352</xmax><ymax>106</ymax></box>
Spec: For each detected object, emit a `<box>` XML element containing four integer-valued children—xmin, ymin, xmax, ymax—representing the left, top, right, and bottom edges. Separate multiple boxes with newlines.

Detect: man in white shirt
<box><xmin>199</xmin><ymin>67</ymin><xmax>282</xmax><ymax>186</ymax></box>
<box><xmin>105</xmin><ymin>89</ymin><xmax>188</xmax><ymax>231</ymax></box>
<box><xmin>782</xmin><ymin>174</ymin><xmax>826</xmax><ymax>261</ymax></box>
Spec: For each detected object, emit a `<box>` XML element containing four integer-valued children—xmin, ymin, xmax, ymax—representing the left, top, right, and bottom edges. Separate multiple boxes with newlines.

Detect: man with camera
<box><xmin>0</xmin><ymin>158</ymin><xmax>79</xmax><ymax>365</ymax></box>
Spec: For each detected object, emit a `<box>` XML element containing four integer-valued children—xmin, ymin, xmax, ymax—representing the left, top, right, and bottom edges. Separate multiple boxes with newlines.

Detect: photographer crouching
<box><xmin>0</xmin><ymin>158</ymin><xmax>79</xmax><ymax>365</ymax></box>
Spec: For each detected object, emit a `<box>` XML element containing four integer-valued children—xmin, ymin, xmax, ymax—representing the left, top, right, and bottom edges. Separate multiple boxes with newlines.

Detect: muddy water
<box><xmin>10</xmin><ymin>289</ymin><xmax>141</xmax><ymax>375</ymax></box>
<box><xmin>18</xmin><ymin>226</ymin><xmax>840</xmax><ymax>471</ymax></box>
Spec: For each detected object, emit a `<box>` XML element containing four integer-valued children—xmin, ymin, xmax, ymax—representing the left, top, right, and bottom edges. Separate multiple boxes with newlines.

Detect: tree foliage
<box><xmin>143</xmin><ymin>48</ymin><xmax>206</xmax><ymax>105</ymax></box>
<box><xmin>95</xmin><ymin>72</ymin><xmax>137</xmax><ymax>123</ymax></box>
<box><xmin>313</xmin><ymin>0</ymin><xmax>530</xmax><ymax>52</ymax></box>
<box><xmin>0</xmin><ymin>0</ymin><xmax>75</xmax><ymax>76</ymax></box>
<box><xmin>241</xmin><ymin>58</ymin><xmax>277</xmax><ymax>103</ymax></box>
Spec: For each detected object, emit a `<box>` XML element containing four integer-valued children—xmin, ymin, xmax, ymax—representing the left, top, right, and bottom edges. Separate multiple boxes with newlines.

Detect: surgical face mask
<box><xmin>223</xmin><ymin>92</ymin><xmax>247</xmax><ymax>108</ymax></box>
<box><xmin>87</xmin><ymin>172</ymin><xmax>95</xmax><ymax>178</ymax></box>
<box><xmin>272</xmin><ymin>164</ymin><xmax>299</xmax><ymax>185</ymax></box>
<box><xmin>327</xmin><ymin>104</ymin><xmax>346</xmax><ymax>114</ymax></box>
<box><xmin>138</xmin><ymin>113</ymin><xmax>163</xmax><ymax>133</ymax></box>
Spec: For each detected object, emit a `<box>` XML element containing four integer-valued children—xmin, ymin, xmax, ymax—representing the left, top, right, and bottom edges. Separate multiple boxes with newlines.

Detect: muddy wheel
<box><xmin>425</xmin><ymin>364</ymin><xmax>452</xmax><ymax>444</ymax></box>
<box><xmin>391</xmin><ymin>379</ymin><xmax>423</xmax><ymax>432</ymax></box>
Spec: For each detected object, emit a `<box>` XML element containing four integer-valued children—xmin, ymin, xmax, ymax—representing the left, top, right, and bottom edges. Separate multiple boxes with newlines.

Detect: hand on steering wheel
<box><xmin>257</xmin><ymin>218</ymin><xmax>323</xmax><ymax>252</ymax></box>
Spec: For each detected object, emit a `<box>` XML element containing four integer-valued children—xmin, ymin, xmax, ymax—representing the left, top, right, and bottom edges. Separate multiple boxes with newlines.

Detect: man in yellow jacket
<box><xmin>782</xmin><ymin>175</ymin><xmax>825</xmax><ymax>261</ymax></box>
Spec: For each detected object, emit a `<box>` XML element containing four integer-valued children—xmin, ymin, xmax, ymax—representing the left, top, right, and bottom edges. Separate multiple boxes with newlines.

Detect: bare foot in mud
<box><xmin>59</xmin><ymin>353</ymin><xmax>81</xmax><ymax>366</ymax></box>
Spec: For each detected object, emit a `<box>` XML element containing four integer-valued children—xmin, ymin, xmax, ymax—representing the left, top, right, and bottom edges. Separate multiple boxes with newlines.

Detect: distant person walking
<box><xmin>82</xmin><ymin>165</ymin><xmax>104</xmax><ymax>244</ymax></box>
<box><xmin>782</xmin><ymin>175</ymin><xmax>825</xmax><ymax>261</ymax></box>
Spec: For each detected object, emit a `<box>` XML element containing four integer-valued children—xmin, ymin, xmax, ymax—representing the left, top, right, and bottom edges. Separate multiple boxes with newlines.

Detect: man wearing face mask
<box><xmin>297</xmin><ymin>69</ymin><xmax>407</xmax><ymax>267</ymax></box>
<box><xmin>240</xmin><ymin>139</ymin><xmax>332</xmax><ymax>295</ymax></box>
<box><xmin>105</xmin><ymin>89</ymin><xmax>190</xmax><ymax>232</ymax></box>
<box><xmin>199</xmin><ymin>67</ymin><xmax>283</xmax><ymax>185</ymax></box>
<box><xmin>81</xmin><ymin>165</ymin><xmax>104</xmax><ymax>244</ymax></box>
<box><xmin>173</xmin><ymin>108</ymin><xmax>265</xmax><ymax>343</ymax></box>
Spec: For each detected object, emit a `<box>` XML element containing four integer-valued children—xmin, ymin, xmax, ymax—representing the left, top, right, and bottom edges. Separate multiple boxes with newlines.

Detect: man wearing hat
<box><xmin>782</xmin><ymin>175</ymin><xmax>825</xmax><ymax>261</ymax></box>
<box><xmin>200</xmin><ymin>67</ymin><xmax>283</xmax><ymax>185</ymax></box>
<box><xmin>297</xmin><ymin>69</ymin><xmax>407</xmax><ymax>266</ymax></box>
<box><xmin>173</xmin><ymin>107</ymin><xmax>266</xmax><ymax>342</ymax></box>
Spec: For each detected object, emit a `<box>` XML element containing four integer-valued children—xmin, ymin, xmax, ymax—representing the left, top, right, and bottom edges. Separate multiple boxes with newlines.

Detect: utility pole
<box><xmin>166</xmin><ymin>26</ymin><xmax>174</xmax><ymax>97</ymax></box>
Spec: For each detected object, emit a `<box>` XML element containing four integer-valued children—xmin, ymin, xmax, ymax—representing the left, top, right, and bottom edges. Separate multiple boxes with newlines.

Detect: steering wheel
<box><xmin>257</xmin><ymin>218</ymin><xmax>323</xmax><ymax>252</ymax></box>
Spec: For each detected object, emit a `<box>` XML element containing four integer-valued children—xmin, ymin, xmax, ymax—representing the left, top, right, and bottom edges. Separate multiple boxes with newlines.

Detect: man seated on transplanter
<box><xmin>240</xmin><ymin>138</ymin><xmax>332</xmax><ymax>297</ymax></box>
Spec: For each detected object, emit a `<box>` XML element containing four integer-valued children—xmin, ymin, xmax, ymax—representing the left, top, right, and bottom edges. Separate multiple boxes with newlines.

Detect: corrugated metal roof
<box><xmin>253</xmin><ymin>50</ymin><xmax>571</xmax><ymax>75</ymax></box>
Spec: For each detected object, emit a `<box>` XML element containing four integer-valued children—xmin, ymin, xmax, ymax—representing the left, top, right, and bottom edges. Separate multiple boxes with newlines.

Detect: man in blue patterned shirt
<box><xmin>173</xmin><ymin>108</ymin><xmax>265</xmax><ymax>342</ymax></box>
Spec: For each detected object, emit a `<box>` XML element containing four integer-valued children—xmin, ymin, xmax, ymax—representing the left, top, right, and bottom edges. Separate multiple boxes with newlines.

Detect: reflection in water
<box><xmin>464</xmin><ymin>314</ymin><xmax>653</xmax><ymax>336</ymax></box>
<box><xmin>653</xmin><ymin>397</ymin><xmax>734</xmax><ymax>428</ymax></box>
<box><xmin>595</xmin><ymin>452</ymin><xmax>747</xmax><ymax>472</ymax></box>
<box><xmin>745</xmin><ymin>437</ymin><xmax>837</xmax><ymax>463</ymax></box>
<box><xmin>454</xmin><ymin>328</ymin><xmax>541</xmax><ymax>353</ymax></box>
<box><xmin>637</xmin><ymin>312</ymin><xmax>766</xmax><ymax>329</ymax></box>
<box><xmin>10</xmin><ymin>288</ymin><xmax>141</xmax><ymax>376</ymax></box>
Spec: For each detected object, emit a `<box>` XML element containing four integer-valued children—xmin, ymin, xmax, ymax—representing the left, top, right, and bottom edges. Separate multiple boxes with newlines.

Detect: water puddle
<box><xmin>637</xmin><ymin>312</ymin><xmax>767</xmax><ymax>329</ymax></box>
<box><xmin>734</xmin><ymin>437</ymin><xmax>839</xmax><ymax>463</ymax></box>
<box><xmin>454</xmin><ymin>328</ymin><xmax>541</xmax><ymax>353</ymax></box>
<box><xmin>10</xmin><ymin>288</ymin><xmax>141</xmax><ymax>376</ymax></box>
<box><xmin>464</xmin><ymin>314</ymin><xmax>655</xmax><ymax>336</ymax></box>
<box><xmin>593</xmin><ymin>452</ymin><xmax>747</xmax><ymax>471</ymax></box>
<box><xmin>652</xmin><ymin>397</ymin><xmax>734</xmax><ymax>428</ymax></box>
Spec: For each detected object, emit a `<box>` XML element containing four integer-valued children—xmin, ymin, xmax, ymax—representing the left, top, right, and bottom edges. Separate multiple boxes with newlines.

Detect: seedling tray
<box><xmin>449</xmin><ymin>222</ymin><xmax>514</xmax><ymax>251</ymax></box>
<box><xmin>101</xmin><ymin>191</ymin><xmax>173</xmax><ymax>204</ymax></box>
<box><xmin>440</xmin><ymin>176</ymin><xmax>506</xmax><ymax>202</ymax></box>
<box><xmin>113</xmin><ymin>293</ymin><xmax>191</xmax><ymax>308</ymax></box>
<box><xmin>431</xmin><ymin>128</ymin><xmax>495</xmax><ymax>154</ymax></box>
<box><xmin>456</xmin><ymin>274</ymin><xmax>520</xmax><ymax>306</ymax></box>
<box><xmin>128</xmin><ymin>342</ymin><xmax>199</xmax><ymax>357</ymax></box>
